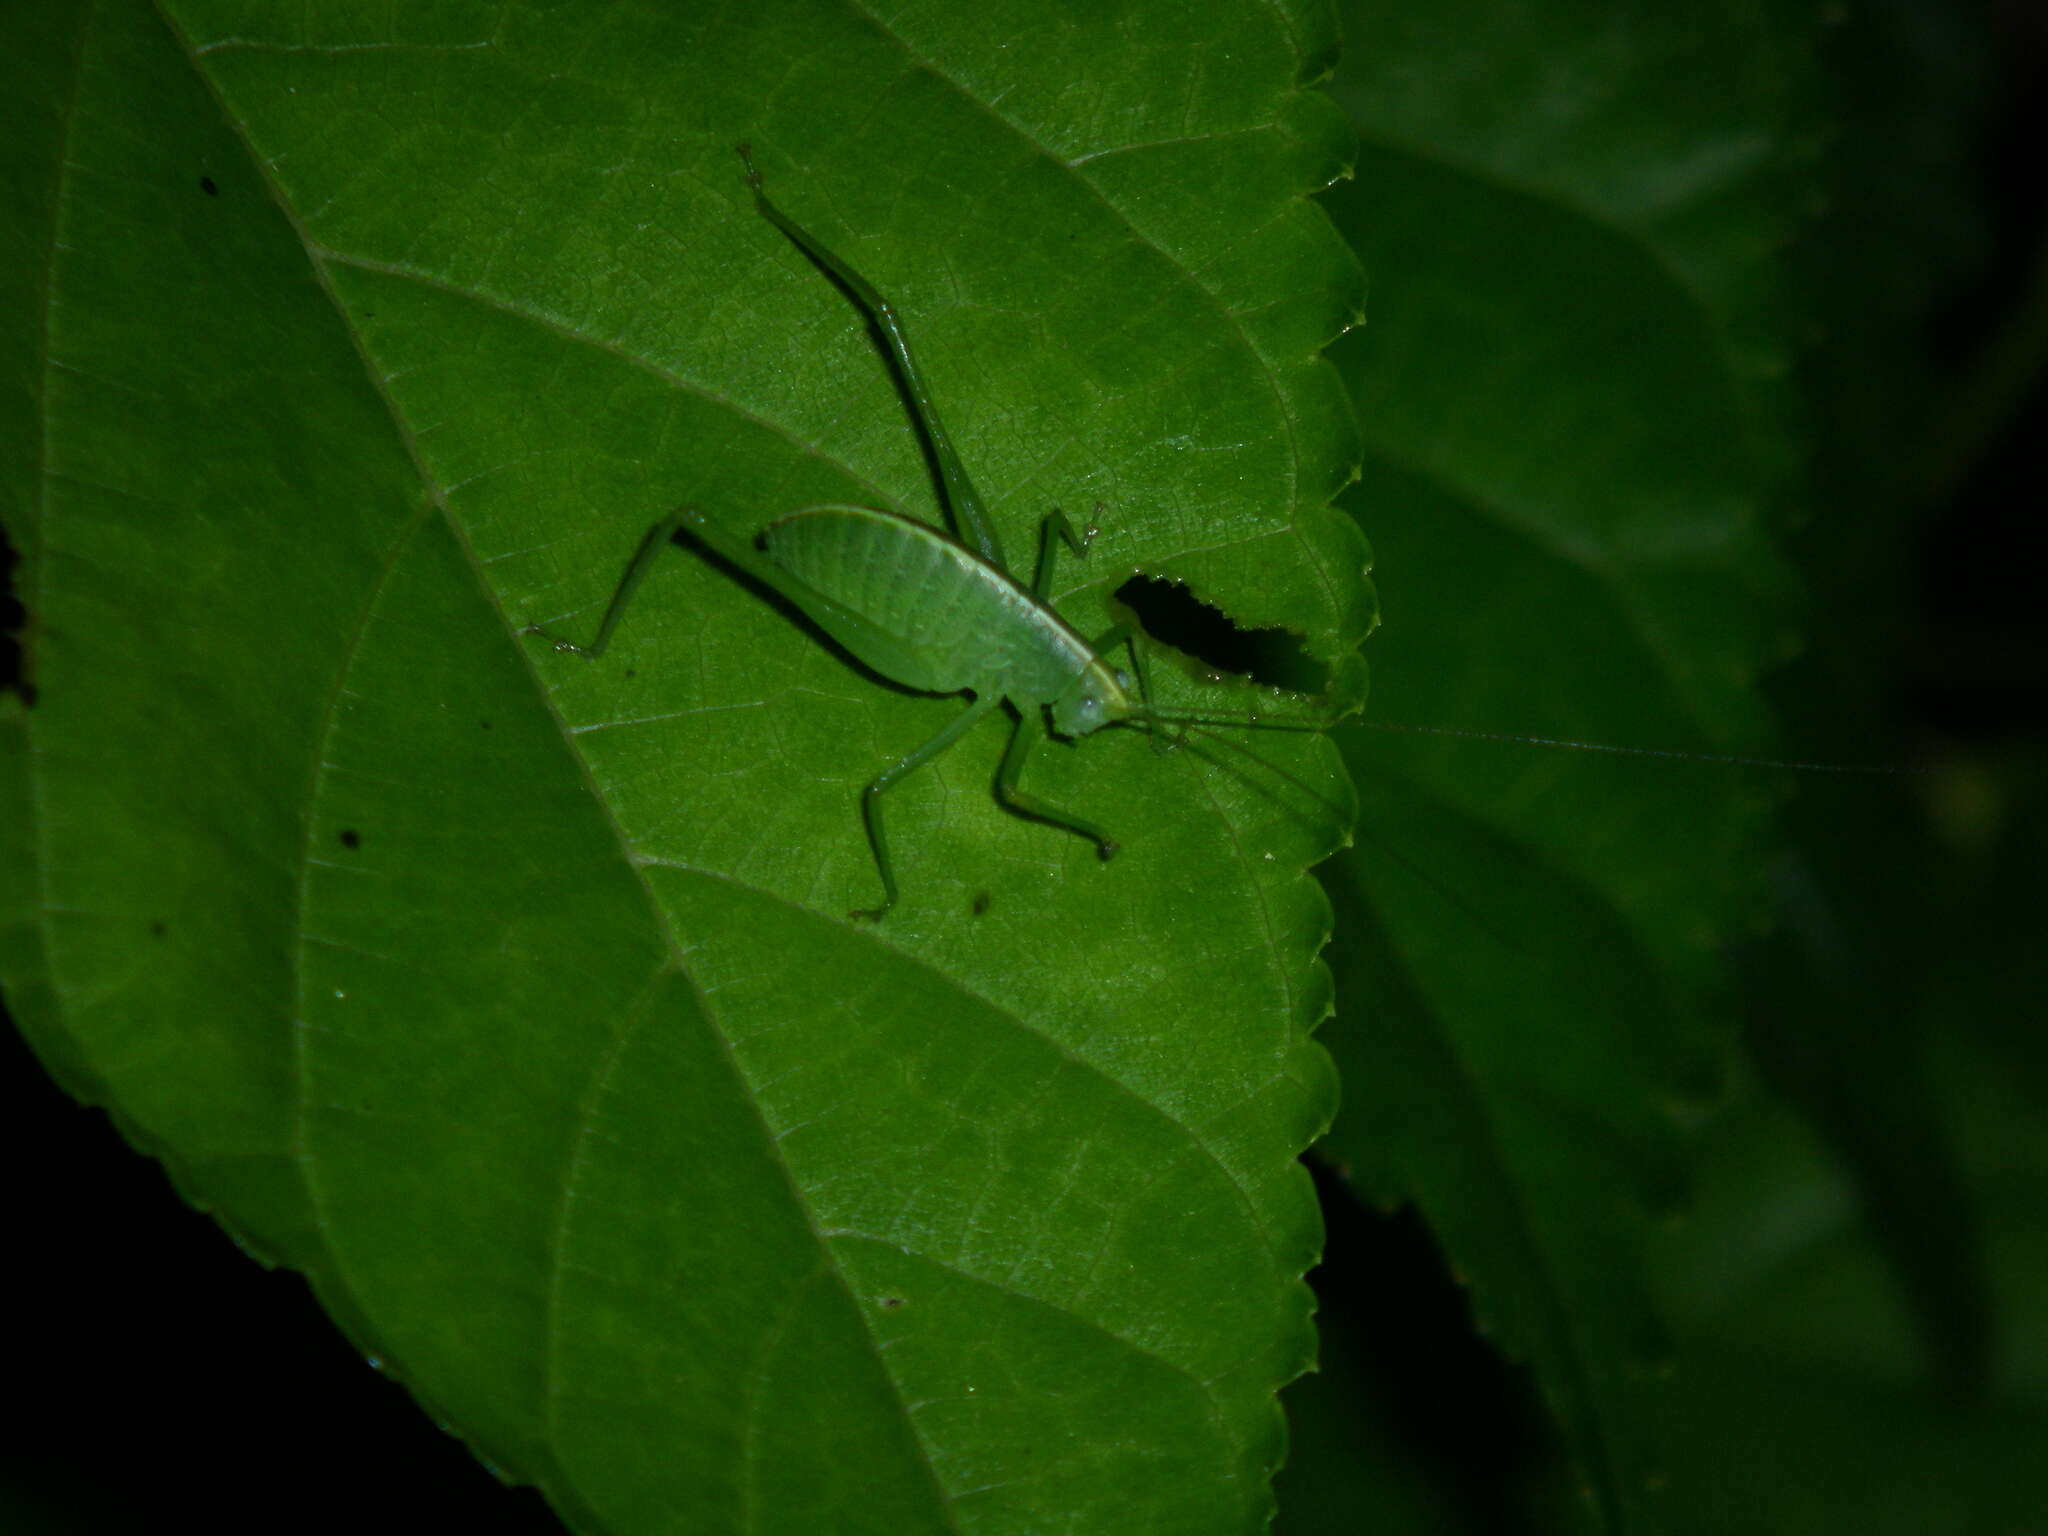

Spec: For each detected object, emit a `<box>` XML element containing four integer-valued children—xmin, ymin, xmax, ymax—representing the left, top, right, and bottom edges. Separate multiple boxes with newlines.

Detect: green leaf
<box><xmin>0</xmin><ymin>3</ymin><xmax>1368</xmax><ymax>1532</ymax></box>
<box><xmin>1297</xmin><ymin>3</ymin><xmax>1821</xmax><ymax>1530</ymax></box>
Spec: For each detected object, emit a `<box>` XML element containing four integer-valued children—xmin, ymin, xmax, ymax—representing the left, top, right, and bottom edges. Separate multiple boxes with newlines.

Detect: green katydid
<box><xmin>531</xmin><ymin>146</ymin><xmax>1346</xmax><ymax>920</ymax></box>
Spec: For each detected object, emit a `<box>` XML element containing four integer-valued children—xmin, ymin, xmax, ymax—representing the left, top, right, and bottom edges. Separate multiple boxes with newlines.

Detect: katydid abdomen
<box><xmin>759</xmin><ymin>505</ymin><xmax>1102</xmax><ymax>709</ymax></box>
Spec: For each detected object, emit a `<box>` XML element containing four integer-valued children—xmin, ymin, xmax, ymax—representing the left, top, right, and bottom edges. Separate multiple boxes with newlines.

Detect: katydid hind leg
<box><xmin>997</xmin><ymin>708</ymin><xmax>1120</xmax><ymax>860</ymax></box>
<box><xmin>526</xmin><ymin>511</ymin><xmax>686</xmax><ymax>658</ymax></box>
<box><xmin>736</xmin><ymin>144</ymin><xmax>1007</xmax><ymax>572</ymax></box>
<box><xmin>854</xmin><ymin>695</ymin><xmax>1003</xmax><ymax>922</ymax></box>
<box><xmin>534</xmin><ymin>506</ymin><xmax>923</xmax><ymax>696</ymax></box>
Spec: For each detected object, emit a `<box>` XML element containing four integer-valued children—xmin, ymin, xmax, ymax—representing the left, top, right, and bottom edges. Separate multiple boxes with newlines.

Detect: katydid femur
<box><xmin>532</xmin><ymin>147</ymin><xmax>1339</xmax><ymax>920</ymax></box>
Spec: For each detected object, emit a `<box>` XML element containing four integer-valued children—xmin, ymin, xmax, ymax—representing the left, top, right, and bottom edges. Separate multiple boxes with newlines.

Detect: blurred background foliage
<box><xmin>1279</xmin><ymin>1</ymin><xmax>2048</xmax><ymax>1531</ymax></box>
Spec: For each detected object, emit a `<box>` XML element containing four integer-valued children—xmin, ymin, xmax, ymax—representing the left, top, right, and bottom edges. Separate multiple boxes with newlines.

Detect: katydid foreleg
<box><xmin>1080</xmin><ymin>620</ymin><xmax>1171</xmax><ymax>756</ymax></box>
<box><xmin>1033</xmin><ymin>509</ymin><xmax>1096</xmax><ymax>599</ymax></box>
<box><xmin>1029</xmin><ymin>509</ymin><xmax>1163</xmax><ymax>743</ymax></box>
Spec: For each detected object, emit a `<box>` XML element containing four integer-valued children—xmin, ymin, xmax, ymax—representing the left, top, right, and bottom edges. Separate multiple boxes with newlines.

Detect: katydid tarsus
<box><xmin>530</xmin><ymin>146</ymin><xmax>1343</xmax><ymax>921</ymax></box>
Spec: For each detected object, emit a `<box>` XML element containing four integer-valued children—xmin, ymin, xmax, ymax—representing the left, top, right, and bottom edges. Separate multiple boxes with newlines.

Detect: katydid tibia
<box><xmin>529</xmin><ymin>146</ymin><xmax>1343</xmax><ymax>920</ymax></box>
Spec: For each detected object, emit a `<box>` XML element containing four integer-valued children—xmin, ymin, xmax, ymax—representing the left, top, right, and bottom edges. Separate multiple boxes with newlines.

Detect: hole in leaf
<box><xmin>199</xmin><ymin>175</ymin><xmax>219</xmax><ymax>197</ymax></box>
<box><xmin>1113</xmin><ymin>575</ymin><xmax>1325</xmax><ymax>695</ymax></box>
<box><xmin>1</xmin><ymin>520</ymin><xmax>30</xmax><ymax>707</ymax></box>
<box><xmin>338</xmin><ymin>828</ymin><xmax>361</xmax><ymax>850</ymax></box>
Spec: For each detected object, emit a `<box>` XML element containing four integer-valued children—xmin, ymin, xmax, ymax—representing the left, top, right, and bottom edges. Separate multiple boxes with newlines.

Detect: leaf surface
<box><xmin>0</xmin><ymin>3</ymin><xmax>1369</xmax><ymax>1531</ymax></box>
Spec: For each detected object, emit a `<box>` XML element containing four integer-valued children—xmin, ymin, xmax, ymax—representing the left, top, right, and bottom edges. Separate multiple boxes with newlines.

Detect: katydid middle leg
<box><xmin>854</xmin><ymin>694</ymin><xmax>1003</xmax><ymax>922</ymax></box>
<box><xmin>996</xmin><ymin>708</ymin><xmax>1119</xmax><ymax>860</ymax></box>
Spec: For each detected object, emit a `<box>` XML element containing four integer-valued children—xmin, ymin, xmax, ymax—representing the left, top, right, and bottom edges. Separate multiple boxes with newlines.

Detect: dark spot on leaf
<box><xmin>150</xmin><ymin>920</ymin><xmax>168</xmax><ymax>939</ymax></box>
<box><xmin>1113</xmin><ymin>574</ymin><xmax>1326</xmax><ymax>694</ymax></box>
<box><xmin>624</xmin><ymin>668</ymin><xmax>637</xmax><ymax>679</ymax></box>
<box><xmin>479</xmin><ymin>719</ymin><xmax>493</xmax><ymax>730</ymax></box>
<box><xmin>338</xmin><ymin>828</ymin><xmax>361</xmax><ymax>850</ymax></box>
<box><xmin>970</xmin><ymin>890</ymin><xmax>991</xmax><ymax>916</ymax></box>
<box><xmin>879</xmin><ymin>1296</ymin><xmax>904</xmax><ymax>1309</ymax></box>
<box><xmin>199</xmin><ymin>175</ymin><xmax>218</xmax><ymax>197</ymax></box>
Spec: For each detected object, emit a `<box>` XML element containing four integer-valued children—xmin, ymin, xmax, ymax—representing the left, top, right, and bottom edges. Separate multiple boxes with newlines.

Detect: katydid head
<box><xmin>1049</xmin><ymin>657</ymin><xmax>1140</xmax><ymax>739</ymax></box>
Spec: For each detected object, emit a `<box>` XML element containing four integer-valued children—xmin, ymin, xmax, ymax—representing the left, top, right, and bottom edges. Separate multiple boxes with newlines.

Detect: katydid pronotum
<box><xmin>531</xmin><ymin>147</ymin><xmax>1346</xmax><ymax>920</ymax></box>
